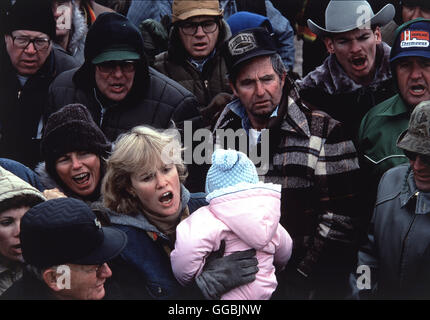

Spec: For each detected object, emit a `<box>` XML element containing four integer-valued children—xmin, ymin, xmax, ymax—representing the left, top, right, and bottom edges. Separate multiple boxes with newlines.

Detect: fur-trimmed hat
<box><xmin>41</xmin><ymin>104</ymin><xmax>111</xmax><ymax>181</ymax></box>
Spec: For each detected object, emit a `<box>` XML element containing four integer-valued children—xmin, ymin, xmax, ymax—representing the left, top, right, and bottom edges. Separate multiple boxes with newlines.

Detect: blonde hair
<box><xmin>102</xmin><ymin>126</ymin><xmax>187</xmax><ymax>215</ymax></box>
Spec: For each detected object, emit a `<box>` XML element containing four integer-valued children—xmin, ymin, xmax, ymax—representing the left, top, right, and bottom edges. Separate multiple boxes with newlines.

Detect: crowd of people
<box><xmin>0</xmin><ymin>0</ymin><xmax>430</xmax><ymax>300</ymax></box>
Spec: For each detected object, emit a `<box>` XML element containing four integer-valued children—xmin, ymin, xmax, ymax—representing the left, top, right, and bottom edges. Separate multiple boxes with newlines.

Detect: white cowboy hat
<box><xmin>307</xmin><ymin>0</ymin><xmax>395</xmax><ymax>38</ymax></box>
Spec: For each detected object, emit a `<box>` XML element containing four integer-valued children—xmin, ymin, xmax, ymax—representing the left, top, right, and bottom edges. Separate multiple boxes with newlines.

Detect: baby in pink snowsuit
<box><xmin>171</xmin><ymin>149</ymin><xmax>292</xmax><ymax>300</ymax></box>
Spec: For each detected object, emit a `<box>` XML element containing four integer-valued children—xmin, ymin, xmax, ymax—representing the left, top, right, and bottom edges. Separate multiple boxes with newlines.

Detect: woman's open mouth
<box><xmin>72</xmin><ymin>173</ymin><xmax>90</xmax><ymax>185</ymax></box>
<box><xmin>159</xmin><ymin>191</ymin><xmax>174</xmax><ymax>205</ymax></box>
<box><xmin>11</xmin><ymin>244</ymin><xmax>22</xmax><ymax>255</ymax></box>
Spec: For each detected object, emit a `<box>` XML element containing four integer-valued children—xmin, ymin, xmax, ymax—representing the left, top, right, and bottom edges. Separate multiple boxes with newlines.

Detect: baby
<box><xmin>171</xmin><ymin>149</ymin><xmax>292</xmax><ymax>300</ymax></box>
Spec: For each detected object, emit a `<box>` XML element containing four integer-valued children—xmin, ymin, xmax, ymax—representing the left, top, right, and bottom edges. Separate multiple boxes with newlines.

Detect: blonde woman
<box><xmin>102</xmin><ymin>126</ymin><xmax>258</xmax><ymax>299</ymax></box>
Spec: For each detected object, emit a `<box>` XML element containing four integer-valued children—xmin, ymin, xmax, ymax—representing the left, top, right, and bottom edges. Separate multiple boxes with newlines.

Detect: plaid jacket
<box><xmin>214</xmin><ymin>80</ymin><xmax>361</xmax><ymax>286</ymax></box>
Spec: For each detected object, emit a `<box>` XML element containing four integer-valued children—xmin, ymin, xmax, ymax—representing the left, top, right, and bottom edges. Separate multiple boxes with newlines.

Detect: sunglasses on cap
<box><xmin>404</xmin><ymin>150</ymin><xmax>430</xmax><ymax>166</ymax></box>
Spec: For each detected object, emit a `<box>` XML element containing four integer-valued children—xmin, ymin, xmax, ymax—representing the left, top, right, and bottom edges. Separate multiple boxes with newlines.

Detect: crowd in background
<box><xmin>1</xmin><ymin>0</ymin><xmax>430</xmax><ymax>300</ymax></box>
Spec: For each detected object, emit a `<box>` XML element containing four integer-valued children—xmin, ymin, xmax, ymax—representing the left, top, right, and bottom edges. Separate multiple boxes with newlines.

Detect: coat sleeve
<box><xmin>273</xmin><ymin>224</ymin><xmax>293</xmax><ymax>271</ymax></box>
<box><xmin>265</xmin><ymin>1</ymin><xmax>295</xmax><ymax>70</ymax></box>
<box><xmin>297</xmin><ymin>118</ymin><xmax>362</xmax><ymax>280</ymax></box>
<box><xmin>170</xmin><ymin>208</ymin><xmax>224</xmax><ymax>286</ymax></box>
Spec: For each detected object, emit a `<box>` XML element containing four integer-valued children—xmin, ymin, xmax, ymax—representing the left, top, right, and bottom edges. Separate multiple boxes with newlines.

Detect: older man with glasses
<box><xmin>47</xmin><ymin>11</ymin><xmax>202</xmax><ymax>150</ymax></box>
<box><xmin>0</xmin><ymin>0</ymin><xmax>79</xmax><ymax>169</ymax></box>
<box><xmin>351</xmin><ymin>100</ymin><xmax>430</xmax><ymax>299</ymax></box>
<box><xmin>153</xmin><ymin>0</ymin><xmax>234</xmax><ymax>130</ymax></box>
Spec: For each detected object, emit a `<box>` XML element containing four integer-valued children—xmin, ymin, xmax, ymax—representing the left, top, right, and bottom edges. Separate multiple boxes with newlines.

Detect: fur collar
<box><xmin>297</xmin><ymin>42</ymin><xmax>392</xmax><ymax>95</ymax></box>
<box><xmin>68</xmin><ymin>4</ymin><xmax>88</xmax><ymax>56</ymax></box>
<box><xmin>35</xmin><ymin>162</ymin><xmax>61</xmax><ymax>191</ymax></box>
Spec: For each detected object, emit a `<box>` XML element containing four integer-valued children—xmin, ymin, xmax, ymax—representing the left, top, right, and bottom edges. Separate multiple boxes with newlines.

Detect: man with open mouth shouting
<box><xmin>358</xmin><ymin>18</ymin><xmax>430</xmax><ymax>229</ymax></box>
<box><xmin>296</xmin><ymin>0</ymin><xmax>396</xmax><ymax>145</ymax></box>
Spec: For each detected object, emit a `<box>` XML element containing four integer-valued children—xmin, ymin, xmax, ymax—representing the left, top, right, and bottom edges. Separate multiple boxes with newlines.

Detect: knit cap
<box><xmin>4</xmin><ymin>0</ymin><xmax>56</xmax><ymax>39</ymax></box>
<box><xmin>41</xmin><ymin>104</ymin><xmax>111</xmax><ymax>180</ymax></box>
<box><xmin>205</xmin><ymin>149</ymin><xmax>259</xmax><ymax>194</ymax></box>
<box><xmin>227</xmin><ymin>11</ymin><xmax>273</xmax><ymax>37</ymax></box>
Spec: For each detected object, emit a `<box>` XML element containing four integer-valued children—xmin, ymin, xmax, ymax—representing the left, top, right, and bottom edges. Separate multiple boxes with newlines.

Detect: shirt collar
<box><xmin>400</xmin><ymin>167</ymin><xmax>430</xmax><ymax>215</ymax></box>
<box><xmin>377</xmin><ymin>94</ymin><xmax>409</xmax><ymax>118</ymax></box>
<box><xmin>228</xmin><ymin>98</ymin><xmax>279</xmax><ymax>134</ymax></box>
<box><xmin>188</xmin><ymin>49</ymin><xmax>216</xmax><ymax>72</ymax></box>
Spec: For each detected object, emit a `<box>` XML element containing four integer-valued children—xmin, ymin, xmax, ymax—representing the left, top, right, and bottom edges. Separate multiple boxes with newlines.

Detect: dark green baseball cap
<box><xmin>92</xmin><ymin>44</ymin><xmax>141</xmax><ymax>64</ymax></box>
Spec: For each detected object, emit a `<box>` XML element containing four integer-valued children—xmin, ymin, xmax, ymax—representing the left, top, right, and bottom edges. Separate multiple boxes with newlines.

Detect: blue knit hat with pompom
<box><xmin>205</xmin><ymin>149</ymin><xmax>259</xmax><ymax>194</ymax></box>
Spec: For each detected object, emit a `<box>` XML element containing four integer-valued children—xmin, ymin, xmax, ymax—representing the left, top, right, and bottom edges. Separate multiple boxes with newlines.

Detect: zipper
<box><xmin>398</xmin><ymin>203</ymin><xmax>417</xmax><ymax>285</ymax></box>
<box><xmin>93</xmin><ymin>88</ymin><xmax>106</xmax><ymax>127</ymax></box>
<box><xmin>17</xmin><ymin>90</ymin><xmax>22</xmax><ymax>99</ymax></box>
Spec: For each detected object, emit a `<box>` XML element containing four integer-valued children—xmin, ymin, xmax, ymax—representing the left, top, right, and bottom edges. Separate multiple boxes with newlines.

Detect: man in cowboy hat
<box><xmin>296</xmin><ymin>0</ymin><xmax>396</xmax><ymax>144</ymax></box>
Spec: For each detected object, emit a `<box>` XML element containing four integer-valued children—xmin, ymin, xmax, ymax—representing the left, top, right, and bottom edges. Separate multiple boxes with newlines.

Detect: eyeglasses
<box><xmin>12</xmin><ymin>36</ymin><xmax>51</xmax><ymax>51</ymax></box>
<box><xmin>95</xmin><ymin>60</ymin><xmax>137</xmax><ymax>75</ymax></box>
<box><xmin>404</xmin><ymin>150</ymin><xmax>430</xmax><ymax>166</ymax></box>
<box><xmin>179</xmin><ymin>20</ymin><xmax>218</xmax><ymax>36</ymax></box>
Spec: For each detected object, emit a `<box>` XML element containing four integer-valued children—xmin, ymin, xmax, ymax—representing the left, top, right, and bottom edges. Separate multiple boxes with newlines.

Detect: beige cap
<box><xmin>172</xmin><ymin>0</ymin><xmax>223</xmax><ymax>23</ymax></box>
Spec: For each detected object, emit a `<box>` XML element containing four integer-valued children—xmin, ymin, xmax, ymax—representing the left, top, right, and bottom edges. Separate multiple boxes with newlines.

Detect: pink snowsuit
<box><xmin>171</xmin><ymin>183</ymin><xmax>292</xmax><ymax>300</ymax></box>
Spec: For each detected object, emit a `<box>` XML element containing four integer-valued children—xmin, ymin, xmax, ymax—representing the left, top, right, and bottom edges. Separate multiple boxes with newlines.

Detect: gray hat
<box><xmin>307</xmin><ymin>0</ymin><xmax>395</xmax><ymax>38</ymax></box>
<box><xmin>397</xmin><ymin>100</ymin><xmax>430</xmax><ymax>156</ymax></box>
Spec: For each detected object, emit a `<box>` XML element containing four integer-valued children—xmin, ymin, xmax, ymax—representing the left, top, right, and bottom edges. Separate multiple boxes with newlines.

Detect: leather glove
<box><xmin>195</xmin><ymin>240</ymin><xmax>259</xmax><ymax>300</ymax></box>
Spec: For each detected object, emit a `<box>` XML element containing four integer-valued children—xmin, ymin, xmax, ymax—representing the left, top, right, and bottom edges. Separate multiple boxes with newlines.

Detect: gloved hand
<box><xmin>195</xmin><ymin>240</ymin><xmax>259</xmax><ymax>300</ymax></box>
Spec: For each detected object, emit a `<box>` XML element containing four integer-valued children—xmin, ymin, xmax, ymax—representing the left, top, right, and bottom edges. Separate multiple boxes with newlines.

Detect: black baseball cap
<box><xmin>4</xmin><ymin>0</ymin><xmax>56</xmax><ymax>39</ymax></box>
<box><xmin>20</xmin><ymin>198</ymin><xmax>127</xmax><ymax>269</ymax></box>
<box><xmin>223</xmin><ymin>27</ymin><xmax>277</xmax><ymax>73</ymax></box>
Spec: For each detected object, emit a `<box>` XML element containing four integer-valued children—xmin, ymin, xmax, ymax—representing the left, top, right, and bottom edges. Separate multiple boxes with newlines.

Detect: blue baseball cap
<box><xmin>390</xmin><ymin>18</ymin><xmax>430</xmax><ymax>63</ymax></box>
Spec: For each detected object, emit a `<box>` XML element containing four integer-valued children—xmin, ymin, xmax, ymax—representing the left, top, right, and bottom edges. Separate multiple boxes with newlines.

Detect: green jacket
<box><xmin>358</xmin><ymin>94</ymin><xmax>410</xmax><ymax>182</ymax></box>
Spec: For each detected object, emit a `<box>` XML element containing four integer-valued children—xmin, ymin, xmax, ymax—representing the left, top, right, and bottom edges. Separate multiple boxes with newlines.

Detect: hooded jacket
<box><xmin>98</xmin><ymin>185</ymin><xmax>207</xmax><ymax>299</ymax></box>
<box><xmin>47</xmin><ymin>12</ymin><xmax>202</xmax><ymax>142</ymax></box>
<box><xmin>171</xmin><ymin>183</ymin><xmax>292</xmax><ymax>300</ymax></box>
<box><xmin>0</xmin><ymin>166</ymin><xmax>46</xmax><ymax>295</ymax></box>
<box><xmin>153</xmin><ymin>19</ymin><xmax>232</xmax><ymax>108</ymax></box>
<box><xmin>54</xmin><ymin>3</ymin><xmax>88</xmax><ymax>65</ymax></box>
